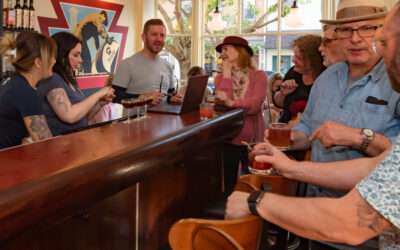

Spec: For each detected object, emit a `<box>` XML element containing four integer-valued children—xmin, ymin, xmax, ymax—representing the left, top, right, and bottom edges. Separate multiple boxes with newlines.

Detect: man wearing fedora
<box><xmin>286</xmin><ymin>0</ymin><xmax>400</xmax><ymax>248</ymax></box>
<box><xmin>225</xmin><ymin>2</ymin><xmax>400</xmax><ymax>250</ymax></box>
<box><xmin>289</xmin><ymin>0</ymin><xmax>400</xmax><ymax>168</ymax></box>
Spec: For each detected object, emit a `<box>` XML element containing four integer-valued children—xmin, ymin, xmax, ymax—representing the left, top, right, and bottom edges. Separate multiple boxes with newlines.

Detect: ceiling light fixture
<box><xmin>285</xmin><ymin>0</ymin><xmax>303</xmax><ymax>28</ymax></box>
<box><xmin>207</xmin><ymin>0</ymin><xmax>226</xmax><ymax>32</ymax></box>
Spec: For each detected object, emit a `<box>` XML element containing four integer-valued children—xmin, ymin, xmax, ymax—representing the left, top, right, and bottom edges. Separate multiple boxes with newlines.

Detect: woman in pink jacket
<box><xmin>215</xmin><ymin>36</ymin><xmax>267</xmax><ymax>194</ymax></box>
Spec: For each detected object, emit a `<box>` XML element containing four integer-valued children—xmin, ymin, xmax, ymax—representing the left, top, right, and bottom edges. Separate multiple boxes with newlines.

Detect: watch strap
<box><xmin>359</xmin><ymin>128</ymin><xmax>374</xmax><ymax>152</ymax></box>
<box><xmin>247</xmin><ymin>190</ymin><xmax>265</xmax><ymax>216</ymax></box>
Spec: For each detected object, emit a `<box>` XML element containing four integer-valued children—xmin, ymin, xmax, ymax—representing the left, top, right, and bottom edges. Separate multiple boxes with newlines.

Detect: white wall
<box><xmin>385</xmin><ymin>0</ymin><xmax>398</xmax><ymax>9</ymax></box>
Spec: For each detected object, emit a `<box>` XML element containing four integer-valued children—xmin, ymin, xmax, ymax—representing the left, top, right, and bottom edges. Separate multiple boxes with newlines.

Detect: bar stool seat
<box><xmin>169</xmin><ymin>174</ymin><xmax>298</xmax><ymax>250</ymax></box>
<box><xmin>169</xmin><ymin>216</ymin><xmax>262</xmax><ymax>250</ymax></box>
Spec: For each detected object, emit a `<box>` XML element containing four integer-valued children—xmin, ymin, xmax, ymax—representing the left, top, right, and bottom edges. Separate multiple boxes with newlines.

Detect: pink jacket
<box><xmin>215</xmin><ymin>69</ymin><xmax>267</xmax><ymax>145</ymax></box>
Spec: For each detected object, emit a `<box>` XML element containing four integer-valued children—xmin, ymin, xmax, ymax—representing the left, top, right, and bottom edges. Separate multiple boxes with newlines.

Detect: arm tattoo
<box><xmin>357</xmin><ymin>199</ymin><xmax>387</xmax><ymax>234</ymax></box>
<box><xmin>87</xmin><ymin>102</ymin><xmax>103</xmax><ymax>119</ymax></box>
<box><xmin>25</xmin><ymin>115</ymin><xmax>52</xmax><ymax>140</ymax></box>
<box><xmin>48</xmin><ymin>88</ymin><xmax>70</xmax><ymax>113</ymax></box>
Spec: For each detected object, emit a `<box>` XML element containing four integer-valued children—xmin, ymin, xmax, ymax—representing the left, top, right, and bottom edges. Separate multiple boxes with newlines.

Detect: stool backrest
<box><xmin>169</xmin><ymin>216</ymin><xmax>262</xmax><ymax>250</ymax></box>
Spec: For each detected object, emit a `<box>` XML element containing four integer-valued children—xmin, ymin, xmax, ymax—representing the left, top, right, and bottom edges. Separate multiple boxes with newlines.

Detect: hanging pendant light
<box><xmin>207</xmin><ymin>0</ymin><xmax>226</xmax><ymax>32</ymax></box>
<box><xmin>285</xmin><ymin>0</ymin><xmax>303</xmax><ymax>28</ymax></box>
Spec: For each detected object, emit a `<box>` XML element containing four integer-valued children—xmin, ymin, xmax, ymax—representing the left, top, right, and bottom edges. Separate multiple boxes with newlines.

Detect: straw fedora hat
<box><xmin>216</xmin><ymin>36</ymin><xmax>254</xmax><ymax>56</ymax></box>
<box><xmin>320</xmin><ymin>0</ymin><xmax>387</xmax><ymax>24</ymax></box>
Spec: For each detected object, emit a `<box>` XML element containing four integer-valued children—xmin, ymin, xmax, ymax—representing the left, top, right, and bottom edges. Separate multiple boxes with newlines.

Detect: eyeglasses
<box><xmin>335</xmin><ymin>25</ymin><xmax>383</xmax><ymax>39</ymax></box>
<box><xmin>321</xmin><ymin>37</ymin><xmax>336</xmax><ymax>46</ymax></box>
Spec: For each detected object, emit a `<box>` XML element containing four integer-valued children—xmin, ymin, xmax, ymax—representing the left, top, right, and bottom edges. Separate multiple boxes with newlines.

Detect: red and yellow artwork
<box><xmin>38</xmin><ymin>0</ymin><xmax>128</xmax><ymax>89</ymax></box>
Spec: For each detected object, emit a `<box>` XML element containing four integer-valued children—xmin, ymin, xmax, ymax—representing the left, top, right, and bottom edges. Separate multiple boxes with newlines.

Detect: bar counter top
<box><xmin>0</xmin><ymin>109</ymin><xmax>244</xmax><ymax>248</ymax></box>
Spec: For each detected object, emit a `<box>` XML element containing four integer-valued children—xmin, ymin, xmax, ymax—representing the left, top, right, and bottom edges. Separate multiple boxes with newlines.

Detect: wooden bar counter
<box><xmin>0</xmin><ymin>109</ymin><xmax>244</xmax><ymax>250</ymax></box>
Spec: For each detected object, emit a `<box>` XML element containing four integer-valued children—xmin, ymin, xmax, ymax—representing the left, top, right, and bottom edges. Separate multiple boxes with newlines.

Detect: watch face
<box><xmin>364</xmin><ymin>129</ymin><xmax>374</xmax><ymax>137</ymax></box>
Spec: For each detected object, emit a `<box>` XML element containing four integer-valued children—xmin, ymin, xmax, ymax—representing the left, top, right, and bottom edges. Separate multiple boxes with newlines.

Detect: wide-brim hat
<box><xmin>320</xmin><ymin>0</ymin><xmax>387</xmax><ymax>25</ymax></box>
<box><xmin>216</xmin><ymin>36</ymin><xmax>253</xmax><ymax>56</ymax></box>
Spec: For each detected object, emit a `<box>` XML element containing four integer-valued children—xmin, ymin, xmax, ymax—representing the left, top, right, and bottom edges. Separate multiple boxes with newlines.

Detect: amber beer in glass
<box><xmin>248</xmin><ymin>160</ymin><xmax>273</xmax><ymax>175</ymax></box>
<box><xmin>199</xmin><ymin>103</ymin><xmax>214</xmax><ymax>120</ymax></box>
<box><xmin>121</xmin><ymin>98</ymin><xmax>136</xmax><ymax>124</ymax></box>
<box><xmin>268</xmin><ymin>123</ymin><xmax>291</xmax><ymax>150</ymax></box>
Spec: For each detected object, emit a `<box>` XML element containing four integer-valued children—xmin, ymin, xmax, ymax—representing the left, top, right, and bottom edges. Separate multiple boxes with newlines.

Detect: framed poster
<box><xmin>38</xmin><ymin>0</ymin><xmax>128</xmax><ymax>89</ymax></box>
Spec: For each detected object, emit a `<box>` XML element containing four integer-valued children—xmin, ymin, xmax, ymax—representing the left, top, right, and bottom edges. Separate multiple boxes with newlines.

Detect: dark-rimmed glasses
<box><xmin>321</xmin><ymin>37</ymin><xmax>336</xmax><ymax>46</ymax></box>
<box><xmin>335</xmin><ymin>25</ymin><xmax>383</xmax><ymax>39</ymax></box>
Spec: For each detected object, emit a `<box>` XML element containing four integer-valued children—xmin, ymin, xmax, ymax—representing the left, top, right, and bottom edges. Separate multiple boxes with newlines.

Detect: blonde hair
<box><xmin>235</xmin><ymin>46</ymin><xmax>255</xmax><ymax>70</ymax></box>
<box><xmin>0</xmin><ymin>31</ymin><xmax>56</xmax><ymax>73</ymax></box>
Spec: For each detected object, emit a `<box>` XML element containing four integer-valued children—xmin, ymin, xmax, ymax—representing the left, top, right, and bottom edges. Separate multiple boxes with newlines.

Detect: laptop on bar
<box><xmin>148</xmin><ymin>75</ymin><xmax>208</xmax><ymax>115</ymax></box>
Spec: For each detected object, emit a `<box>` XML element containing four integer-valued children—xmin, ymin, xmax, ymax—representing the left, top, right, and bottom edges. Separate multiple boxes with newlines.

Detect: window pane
<box><xmin>203</xmin><ymin>37</ymin><xmax>223</xmax><ymax>75</ymax></box>
<box><xmin>157</xmin><ymin>0</ymin><xmax>192</xmax><ymax>34</ymax></box>
<box><xmin>265</xmin><ymin>0</ymin><xmax>279</xmax><ymax>31</ymax></box>
<box><xmin>248</xmin><ymin>34</ymin><xmax>298</xmax><ymax>75</ymax></box>
<box><xmin>281</xmin><ymin>0</ymin><xmax>321</xmax><ymax>31</ymax></box>
<box><xmin>205</xmin><ymin>0</ymin><xmax>239</xmax><ymax>34</ymax></box>
<box><xmin>164</xmin><ymin>35</ymin><xmax>192</xmax><ymax>81</ymax></box>
<box><xmin>242</xmin><ymin>0</ymin><xmax>282</xmax><ymax>33</ymax></box>
<box><xmin>202</xmin><ymin>1</ymin><xmax>324</xmax><ymax>80</ymax></box>
<box><xmin>277</xmin><ymin>34</ymin><xmax>304</xmax><ymax>75</ymax></box>
<box><xmin>246</xmin><ymin>36</ymin><xmax>276</xmax><ymax>74</ymax></box>
<box><xmin>160</xmin><ymin>50</ymin><xmax>181</xmax><ymax>84</ymax></box>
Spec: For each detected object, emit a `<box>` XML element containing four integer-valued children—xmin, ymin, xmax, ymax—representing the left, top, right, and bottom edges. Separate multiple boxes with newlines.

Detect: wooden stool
<box><xmin>169</xmin><ymin>174</ymin><xmax>298</xmax><ymax>250</ymax></box>
<box><xmin>169</xmin><ymin>216</ymin><xmax>262</xmax><ymax>250</ymax></box>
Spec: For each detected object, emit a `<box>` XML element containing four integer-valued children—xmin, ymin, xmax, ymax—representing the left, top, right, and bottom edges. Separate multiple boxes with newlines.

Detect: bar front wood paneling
<box><xmin>0</xmin><ymin>109</ymin><xmax>243</xmax><ymax>250</ymax></box>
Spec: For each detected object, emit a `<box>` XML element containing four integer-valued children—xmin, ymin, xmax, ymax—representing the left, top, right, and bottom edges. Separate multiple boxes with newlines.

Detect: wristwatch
<box><xmin>247</xmin><ymin>190</ymin><xmax>265</xmax><ymax>216</ymax></box>
<box><xmin>360</xmin><ymin>128</ymin><xmax>375</xmax><ymax>152</ymax></box>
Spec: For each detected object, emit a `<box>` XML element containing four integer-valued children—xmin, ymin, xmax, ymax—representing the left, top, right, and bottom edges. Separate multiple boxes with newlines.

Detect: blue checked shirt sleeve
<box><xmin>356</xmin><ymin>136</ymin><xmax>400</xmax><ymax>229</ymax></box>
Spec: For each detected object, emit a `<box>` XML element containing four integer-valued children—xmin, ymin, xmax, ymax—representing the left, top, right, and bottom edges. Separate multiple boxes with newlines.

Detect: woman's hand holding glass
<box><xmin>99</xmin><ymin>86</ymin><xmax>115</xmax><ymax>103</ymax></box>
<box><xmin>215</xmin><ymin>90</ymin><xmax>234</xmax><ymax>107</ymax></box>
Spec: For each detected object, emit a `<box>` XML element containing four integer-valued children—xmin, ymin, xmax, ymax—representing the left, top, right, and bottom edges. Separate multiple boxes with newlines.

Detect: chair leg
<box><xmin>257</xmin><ymin>221</ymin><xmax>270</xmax><ymax>250</ymax></box>
<box><xmin>257</xmin><ymin>221</ymin><xmax>289</xmax><ymax>250</ymax></box>
<box><xmin>274</xmin><ymin>227</ymin><xmax>289</xmax><ymax>250</ymax></box>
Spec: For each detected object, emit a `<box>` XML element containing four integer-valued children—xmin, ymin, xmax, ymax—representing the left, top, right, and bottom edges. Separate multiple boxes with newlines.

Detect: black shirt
<box><xmin>278</xmin><ymin>67</ymin><xmax>313</xmax><ymax>123</ymax></box>
<box><xmin>0</xmin><ymin>75</ymin><xmax>43</xmax><ymax>149</ymax></box>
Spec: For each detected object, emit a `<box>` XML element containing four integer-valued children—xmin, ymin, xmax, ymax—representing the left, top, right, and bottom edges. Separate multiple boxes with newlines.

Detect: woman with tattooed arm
<box><xmin>37</xmin><ymin>32</ymin><xmax>114</xmax><ymax>135</ymax></box>
<box><xmin>0</xmin><ymin>32</ymin><xmax>55</xmax><ymax>149</ymax></box>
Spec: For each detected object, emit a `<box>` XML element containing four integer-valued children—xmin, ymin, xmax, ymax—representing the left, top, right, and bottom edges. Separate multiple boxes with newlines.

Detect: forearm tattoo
<box><xmin>88</xmin><ymin>102</ymin><xmax>102</xmax><ymax>119</ymax></box>
<box><xmin>357</xmin><ymin>199</ymin><xmax>387</xmax><ymax>234</ymax></box>
<box><xmin>25</xmin><ymin>115</ymin><xmax>52</xmax><ymax>140</ymax></box>
<box><xmin>48</xmin><ymin>88</ymin><xmax>69</xmax><ymax>113</ymax></box>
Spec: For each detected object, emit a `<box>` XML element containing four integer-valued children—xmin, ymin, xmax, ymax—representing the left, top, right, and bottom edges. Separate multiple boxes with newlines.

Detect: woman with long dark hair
<box><xmin>37</xmin><ymin>32</ymin><xmax>114</xmax><ymax>135</ymax></box>
<box><xmin>0</xmin><ymin>32</ymin><xmax>55</xmax><ymax>149</ymax></box>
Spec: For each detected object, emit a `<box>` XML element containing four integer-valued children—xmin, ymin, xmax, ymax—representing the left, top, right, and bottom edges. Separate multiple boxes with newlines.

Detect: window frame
<box><xmin>155</xmin><ymin>0</ymin><xmax>336</xmax><ymax>75</ymax></box>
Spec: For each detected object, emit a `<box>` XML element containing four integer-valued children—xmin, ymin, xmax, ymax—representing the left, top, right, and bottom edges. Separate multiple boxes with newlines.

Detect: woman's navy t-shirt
<box><xmin>37</xmin><ymin>73</ymin><xmax>88</xmax><ymax>135</ymax></box>
<box><xmin>0</xmin><ymin>75</ymin><xmax>44</xmax><ymax>149</ymax></box>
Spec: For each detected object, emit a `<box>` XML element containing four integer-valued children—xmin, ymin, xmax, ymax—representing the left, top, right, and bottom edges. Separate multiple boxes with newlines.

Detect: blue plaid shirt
<box><xmin>295</xmin><ymin>60</ymin><xmax>400</xmax><ymax>165</ymax></box>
